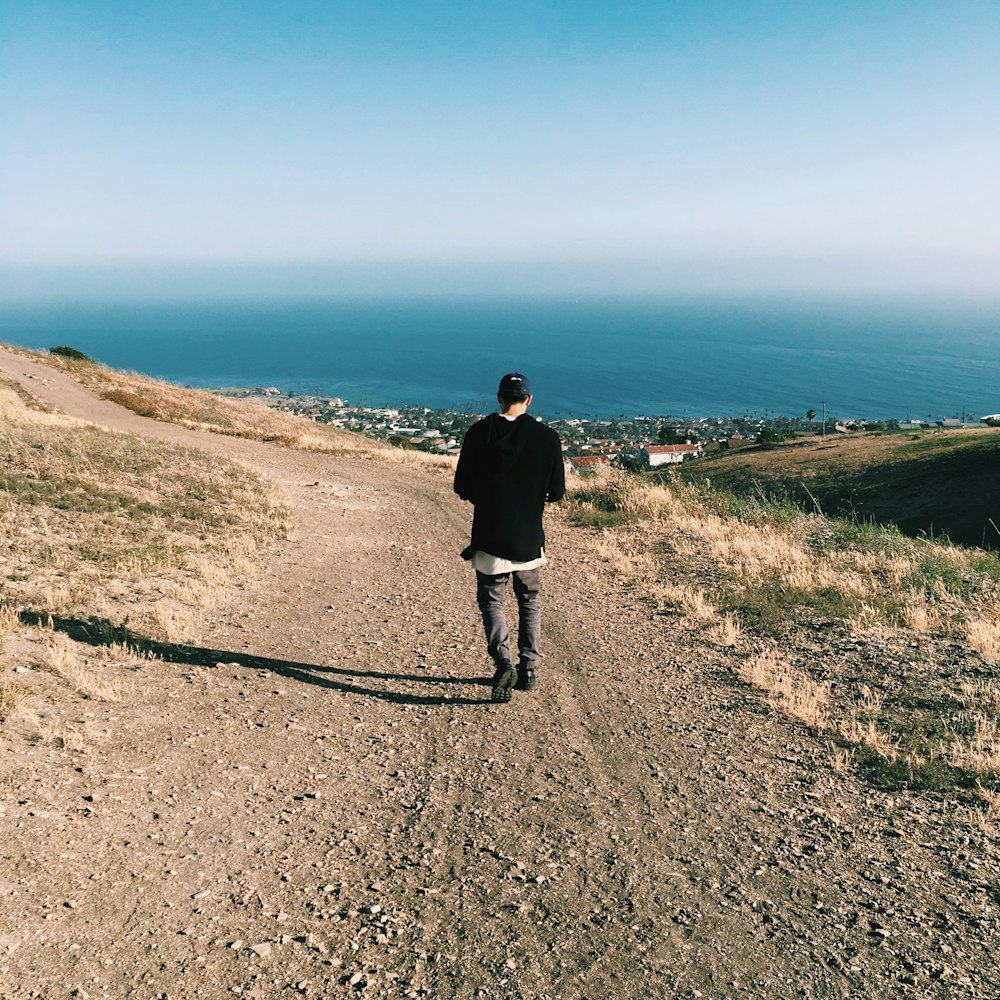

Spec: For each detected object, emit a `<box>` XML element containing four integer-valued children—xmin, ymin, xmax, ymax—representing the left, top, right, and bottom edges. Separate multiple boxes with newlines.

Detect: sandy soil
<box><xmin>0</xmin><ymin>347</ymin><xmax>997</xmax><ymax>999</ymax></box>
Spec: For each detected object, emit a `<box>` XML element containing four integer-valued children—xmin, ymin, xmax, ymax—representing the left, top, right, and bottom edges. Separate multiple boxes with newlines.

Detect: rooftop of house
<box><xmin>643</xmin><ymin>443</ymin><xmax>702</xmax><ymax>454</ymax></box>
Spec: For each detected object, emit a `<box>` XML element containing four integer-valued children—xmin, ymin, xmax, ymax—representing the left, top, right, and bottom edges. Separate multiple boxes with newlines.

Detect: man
<box><xmin>454</xmin><ymin>372</ymin><xmax>566</xmax><ymax>703</ymax></box>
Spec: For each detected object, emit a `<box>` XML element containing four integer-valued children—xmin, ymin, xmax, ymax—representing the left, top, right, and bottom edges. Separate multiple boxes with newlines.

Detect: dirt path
<box><xmin>1</xmin><ymin>348</ymin><xmax>997</xmax><ymax>999</ymax></box>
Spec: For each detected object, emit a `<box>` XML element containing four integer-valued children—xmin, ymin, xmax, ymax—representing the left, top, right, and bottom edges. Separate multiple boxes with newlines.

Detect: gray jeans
<box><xmin>475</xmin><ymin>568</ymin><xmax>542</xmax><ymax>669</ymax></box>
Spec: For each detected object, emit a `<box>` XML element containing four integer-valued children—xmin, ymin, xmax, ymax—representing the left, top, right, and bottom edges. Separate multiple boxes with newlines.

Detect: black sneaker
<box><xmin>491</xmin><ymin>662</ymin><xmax>517</xmax><ymax>703</ymax></box>
<box><xmin>516</xmin><ymin>663</ymin><xmax>537</xmax><ymax>691</ymax></box>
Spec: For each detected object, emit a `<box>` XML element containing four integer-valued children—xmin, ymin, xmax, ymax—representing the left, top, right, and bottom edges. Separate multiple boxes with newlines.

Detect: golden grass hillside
<box><xmin>0</xmin><ymin>372</ymin><xmax>289</xmax><ymax>739</ymax></box>
<box><xmin>568</xmin><ymin>467</ymin><xmax>1000</xmax><ymax>798</ymax></box>
<box><xmin>3</xmin><ymin>344</ymin><xmax>452</xmax><ymax>469</ymax></box>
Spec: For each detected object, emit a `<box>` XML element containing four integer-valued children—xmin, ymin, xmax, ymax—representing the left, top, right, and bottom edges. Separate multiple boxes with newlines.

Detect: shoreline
<box><xmin>214</xmin><ymin>384</ymin><xmax>994</xmax><ymax>460</ymax></box>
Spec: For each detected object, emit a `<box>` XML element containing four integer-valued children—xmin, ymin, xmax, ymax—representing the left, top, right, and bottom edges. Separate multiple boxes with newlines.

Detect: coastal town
<box><xmin>216</xmin><ymin>386</ymin><xmax>991</xmax><ymax>472</ymax></box>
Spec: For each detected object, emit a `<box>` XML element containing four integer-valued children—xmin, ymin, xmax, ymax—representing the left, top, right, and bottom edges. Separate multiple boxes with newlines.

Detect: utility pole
<box><xmin>822</xmin><ymin>400</ymin><xmax>826</xmax><ymax>438</ymax></box>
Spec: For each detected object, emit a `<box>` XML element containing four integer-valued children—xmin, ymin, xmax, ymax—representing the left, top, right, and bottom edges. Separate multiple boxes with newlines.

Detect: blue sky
<box><xmin>1</xmin><ymin>0</ymin><xmax>998</xmax><ymax>295</ymax></box>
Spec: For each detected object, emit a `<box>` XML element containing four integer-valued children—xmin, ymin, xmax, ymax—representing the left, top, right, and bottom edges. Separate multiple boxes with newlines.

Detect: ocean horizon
<box><xmin>2</xmin><ymin>294</ymin><xmax>998</xmax><ymax>422</ymax></box>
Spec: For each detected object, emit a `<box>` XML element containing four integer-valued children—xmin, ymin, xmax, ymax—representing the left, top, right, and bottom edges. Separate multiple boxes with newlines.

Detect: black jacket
<box><xmin>454</xmin><ymin>412</ymin><xmax>566</xmax><ymax>562</ymax></box>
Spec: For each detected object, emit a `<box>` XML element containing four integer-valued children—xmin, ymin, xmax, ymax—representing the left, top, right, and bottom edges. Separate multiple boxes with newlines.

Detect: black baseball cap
<box><xmin>498</xmin><ymin>372</ymin><xmax>532</xmax><ymax>398</ymax></box>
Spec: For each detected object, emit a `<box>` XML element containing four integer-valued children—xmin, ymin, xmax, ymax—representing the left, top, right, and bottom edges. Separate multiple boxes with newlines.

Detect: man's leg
<box><xmin>512</xmin><ymin>567</ymin><xmax>542</xmax><ymax>690</ymax></box>
<box><xmin>476</xmin><ymin>571</ymin><xmax>517</xmax><ymax>702</ymax></box>
<box><xmin>476</xmin><ymin>570</ymin><xmax>512</xmax><ymax>665</ymax></box>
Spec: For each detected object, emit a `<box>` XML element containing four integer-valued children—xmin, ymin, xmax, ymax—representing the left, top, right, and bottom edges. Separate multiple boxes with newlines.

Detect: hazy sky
<box><xmin>2</xmin><ymin>1</ymin><xmax>998</xmax><ymax>295</ymax></box>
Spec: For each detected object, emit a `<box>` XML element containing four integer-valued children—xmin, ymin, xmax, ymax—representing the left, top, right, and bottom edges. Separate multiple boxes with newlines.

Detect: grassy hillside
<box><xmin>2</xmin><ymin>344</ymin><xmax>451</xmax><ymax>469</ymax></box>
<box><xmin>0</xmin><ymin>370</ymin><xmax>289</xmax><ymax>739</ymax></box>
<box><xmin>672</xmin><ymin>429</ymin><xmax>1000</xmax><ymax>548</ymax></box>
<box><xmin>567</xmin><ymin>467</ymin><xmax>1000</xmax><ymax>797</ymax></box>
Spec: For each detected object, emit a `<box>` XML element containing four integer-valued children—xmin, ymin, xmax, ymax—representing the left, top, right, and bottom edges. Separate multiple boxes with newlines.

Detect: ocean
<box><xmin>1</xmin><ymin>295</ymin><xmax>997</xmax><ymax>421</ymax></box>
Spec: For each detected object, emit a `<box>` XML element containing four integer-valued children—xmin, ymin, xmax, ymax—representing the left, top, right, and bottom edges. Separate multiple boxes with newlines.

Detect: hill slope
<box><xmin>1</xmin><ymin>347</ymin><xmax>999</xmax><ymax>999</ymax></box>
<box><xmin>676</xmin><ymin>429</ymin><xmax>1000</xmax><ymax>547</ymax></box>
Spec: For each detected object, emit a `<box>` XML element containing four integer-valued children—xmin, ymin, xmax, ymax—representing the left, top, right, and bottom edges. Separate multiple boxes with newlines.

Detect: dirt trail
<box><xmin>1</xmin><ymin>348</ymin><xmax>997</xmax><ymax>999</ymax></box>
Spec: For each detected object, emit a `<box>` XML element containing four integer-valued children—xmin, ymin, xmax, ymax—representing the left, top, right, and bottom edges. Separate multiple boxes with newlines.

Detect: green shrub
<box><xmin>49</xmin><ymin>345</ymin><xmax>92</xmax><ymax>362</ymax></box>
<box><xmin>565</xmin><ymin>504</ymin><xmax>639</xmax><ymax>529</ymax></box>
<box><xmin>905</xmin><ymin>551</ymin><xmax>972</xmax><ymax>598</ymax></box>
<box><xmin>969</xmin><ymin>549</ymin><xmax>1000</xmax><ymax>583</ymax></box>
<box><xmin>721</xmin><ymin>581</ymin><xmax>869</xmax><ymax>634</ymax></box>
<box><xmin>669</xmin><ymin>476</ymin><xmax>804</xmax><ymax>529</ymax></box>
<box><xmin>858</xmin><ymin>751</ymin><xmax>965</xmax><ymax>792</ymax></box>
<box><xmin>570</xmin><ymin>469</ymin><xmax>643</xmax><ymax>512</ymax></box>
<box><xmin>819</xmin><ymin>518</ymin><xmax>906</xmax><ymax>558</ymax></box>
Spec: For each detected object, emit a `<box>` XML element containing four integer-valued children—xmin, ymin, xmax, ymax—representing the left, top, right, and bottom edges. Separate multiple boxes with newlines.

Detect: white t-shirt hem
<box><xmin>471</xmin><ymin>549</ymin><xmax>547</xmax><ymax>574</ymax></box>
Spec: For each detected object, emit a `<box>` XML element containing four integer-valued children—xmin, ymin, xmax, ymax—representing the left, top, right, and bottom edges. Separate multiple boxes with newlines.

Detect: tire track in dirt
<box><xmin>535</xmin><ymin>525</ymin><xmax>861</xmax><ymax>999</ymax></box>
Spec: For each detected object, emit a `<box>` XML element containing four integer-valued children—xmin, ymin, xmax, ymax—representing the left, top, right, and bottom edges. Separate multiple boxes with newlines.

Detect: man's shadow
<box><xmin>19</xmin><ymin>612</ymin><xmax>491</xmax><ymax>708</ymax></box>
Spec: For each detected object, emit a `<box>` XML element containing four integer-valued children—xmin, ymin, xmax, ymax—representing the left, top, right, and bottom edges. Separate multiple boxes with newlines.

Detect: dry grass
<box><xmin>854</xmin><ymin>684</ymin><xmax>885</xmax><ymax>715</ymax></box>
<box><xmin>946</xmin><ymin>684</ymin><xmax>1000</xmax><ymax>780</ymax></box>
<box><xmin>593</xmin><ymin>534</ymin><xmax>657</xmax><ymax>579</ymax></box>
<box><xmin>708</xmin><ymin>613</ymin><xmax>743</xmax><ymax>647</ymax></box>
<box><xmin>1</xmin><ymin>372</ymin><xmax>288</xmax><ymax>645</ymax></box>
<box><xmin>831</xmin><ymin>747</ymin><xmax>853</xmax><ymax>774</ymax></box>
<box><xmin>0</xmin><ymin>381</ymin><xmax>77</xmax><ymax>426</ymax></box>
<box><xmin>949</xmin><ymin>716</ymin><xmax>1000</xmax><ymax>777</ymax></box>
<box><xmin>76</xmin><ymin>364</ymin><xmax>373</xmax><ymax>453</ymax></box>
<box><xmin>100</xmin><ymin>640</ymin><xmax>158</xmax><ymax>663</ymax></box>
<box><xmin>8</xmin><ymin>345</ymin><xmax>452</xmax><ymax>468</ymax></box>
<box><xmin>0</xmin><ymin>601</ymin><xmax>18</xmax><ymax>641</ymax></box>
<box><xmin>1</xmin><ymin>598</ymin><xmax>27</xmax><ymax>727</ymax></box>
<box><xmin>956</xmin><ymin>680</ymin><xmax>1000</xmax><ymax>714</ymax></box>
<box><xmin>680</xmin><ymin>513</ymin><xmax>865</xmax><ymax>593</ymax></box>
<box><xmin>829</xmin><ymin>674</ymin><xmax>1000</xmax><ymax>790</ymax></box>
<box><xmin>966</xmin><ymin>616</ymin><xmax>1000</xmax><ymax>663</ymax></box>
<box><xmin>22</xmin><ymin>709</ymin><xmax>88</xmax><ymax>752</ymax></box>
<box><xmin>839</xmin><ymin>719</ymin><xmax>901</xmax><ymax>761</ymax></box>
<box><xmin>573</xmin><ymin>471</ymin><xmax>876</xmax><ymax>610</ymax></box>
<box><xmin>847</xmin><ymin>603</ymin><xmax>885</xmax><ymax>633</ymax></box>
<box><xmin>902</xmin><ymin>597</ymin><xmax>942</xmax><ymax>633</ymax></box>
<box><xmin>570</xmin><ymin>467</ymin><xmax>677</xmax><ymax>519</ymax></box>
<box><xmin>380</xmin><ymin>446</ymin><xmax>456</xmax><ymax>471</ymax></box>
<box><xmin>52</xmin><ymin>725</ymin><xmax>86</xmax><ymax>752</ymax></box>
<box><xmin>972</xmin><ymin>789</ymin><xmax>1000</xmax><ymax>834</ymax></box>
<box><xmin>0</xmin><ymin>366</ymin><xmax>294</xmax><ymax>737</ymax></box>
<box><xmin>651</xmin><ymin>582</ymin><xmax>717</xmax><ymax>622</ymax></box>
<box><xmin>590</xmin><ymin>526</ymin><xmax>718</xmax><ymax>627</ymax></box>
<box><xmin>0</xmin><ymin>682</ymin><xmax>23</xmax><ymax>722</ymax></box>
<box><xmin>1</xmin><ymin>369</ymin><xmax>289</xmax><ymax>728</ymax></box>
<box><xmin>569</xmin><ymin>464</ymin><xmax>1000</xmax><ymax>791</ymax></box>
<box><xmin>736</xmin><ymin>647</ymin><xmax>831</xmax><ymax>730</ymax></box>
<box><xmin>570</xmin><ymin>465</ymin><xmax>1000</xmax><ymax>647</ymax></box>
<box><xmin>35</xmin><ymin>632</ymin><xmax>125</xmax><ymax>702</ymax></box>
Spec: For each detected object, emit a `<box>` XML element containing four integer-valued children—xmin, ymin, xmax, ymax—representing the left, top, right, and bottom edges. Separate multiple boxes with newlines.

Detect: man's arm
<box><xmin>453</xmin><ymin>427</ymin><xmax>478</xmax><ymax>502</ymax></box>
<box><xmin>546</xmin><ymin>432</ymin><xmax>566</xmax><ymax>502</ymax></box>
